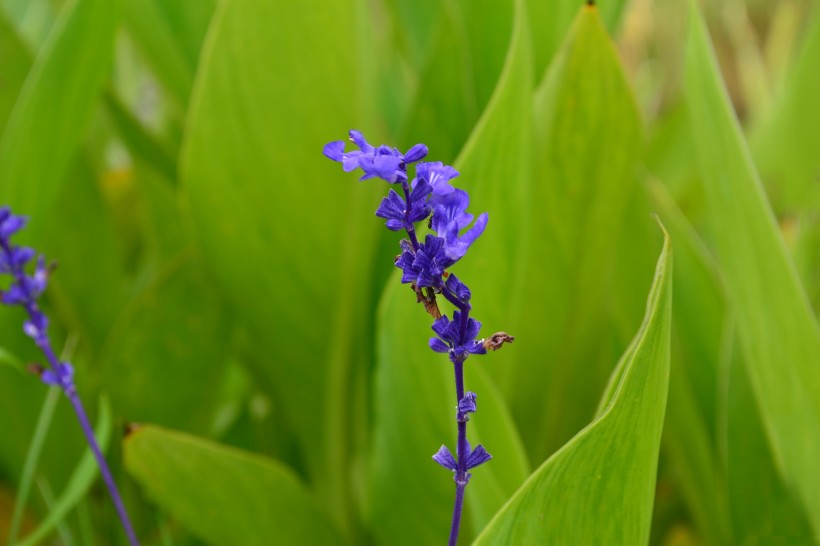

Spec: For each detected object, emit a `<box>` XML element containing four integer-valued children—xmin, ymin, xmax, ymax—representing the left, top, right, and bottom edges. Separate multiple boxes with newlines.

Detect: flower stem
<box><xmin>448</xmin><ymin>357</ymin><xmax>469</xmax><ymax>546</ymax></box>
<box><xmin>65</xmin><ymin>388</ymin><xmax>140</xmax><ymax>546</ymax></box>
<box><xmin>443</xmin><ymin>285</ymin><xmax>472</xmax><ymax>546</ymax></box>
<box><xmin>448</xmin><ymin>480</ymin><xmax>467</xmax><ymax>546</ymax></box>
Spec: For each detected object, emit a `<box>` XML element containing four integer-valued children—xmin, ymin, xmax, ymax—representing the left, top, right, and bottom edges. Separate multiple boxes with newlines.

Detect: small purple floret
<box><xmin>465</xmin><ymin>444</ymin><xmax>492</xmax><ymax>470</ymax></box>
<box><xmin>41</xmin><ymin>362</ymin><xmax>75</xmax><ymax>390</ymax></box>
<box><xmin>458</xmin><ymin>392</ymin><xmax>477</xmax><ymax>415</ymax></box>
<box><xmin>324</xmin><ymin>130</ymin><xmax>428</xmax><ymax>184</ymax></box>
<box><xmin>433</xmin><ymin>445</ymin><xmax>458</xmax><ymax>471</ymax></box>
<box><xmin>430</xmin><ymin>311</ymin><xmax>487</xmax><ymax>361</ymax></box>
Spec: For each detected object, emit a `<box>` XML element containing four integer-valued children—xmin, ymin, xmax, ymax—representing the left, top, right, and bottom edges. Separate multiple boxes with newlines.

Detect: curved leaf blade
<box><xmin>473</xmin><ymin>225</ymin><xmax>671</xmax><ymax>546</ymax></box>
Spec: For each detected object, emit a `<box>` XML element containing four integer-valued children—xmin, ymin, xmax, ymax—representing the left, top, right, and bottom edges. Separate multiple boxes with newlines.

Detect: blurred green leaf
<box><xmin>649</xmin><ymin>179</ymin><xmax>734</xmax><ymax>546</ymax></box>
<box><xmin>397</xmin><ymin>0</ymin><xmax>515</xmax><ymax>161</ymax></box>
<box><xmin>8</xmin><ymin>387</ymin><xmax>58</xmax><ymax>545</ymax></box>
<box><xmin>0</xmin><ymin>345</ymin><xmax>23</xmax><ymax>371</ymax></box>
<box><xmin>0</xmin><ymin>0</ymin><xmax>118</xmax><ymax>233</ymax></box>
<box><xmin>40</xmin><ymin>158</ymin><xmax>126</xmax><ymax>354</ymax></box>
<box><xmin>101</xmin><ymin>255</ymin><xmax>231</xmax><ymax>436</ymax></box>
<box><xmin>513</xmin><ymin>3</ymin><xmax>643</xmax><ymax>462</ymax></box>
<box><xmin>724</xmin><ymin>330</ymin><xmax>815</xmax><ymax>544</ymax></box>
<box><xmin>751</xmin><ymin>5</ymin><xmax>820</xmax><ymax>212</ymax></box>
<box><xmin>148</xmin><ymin>0</ymin><xmax>215</xmax><ymax>68</ymax></box>
<box><xmin>365</xmin><ymin>2</ymin><xmax>531</xmax><ymax>541</ymax></box>
<box><xmin>527</xmin><ymin>0</ymin><xmax>630</xmax><ymax>85</ymax></box>
<box><xmin>103</xmin><ymin>90</ymin><xmax>178</xmax><ymax>183</ymax></box>
<box><xmin>123</xmin><ymin>0</ymin><xmax>194</xmax><ymax>108</ymax></box>
<box><xmin>473</xmin><ymin>222</ymin><xmax>671</xmax><ymax>545</ymax></box>
<box><xmin>685</xmin><ymin>0</ymin><xmax>820</xmax><ymax>536</ymax></box>
<box><xmin>0</xmin><ymin>9</ymin><xmax>31</xmax><ymax>133</ymax></box>
<box><xmin>181</xmin><ymin>0</ymin><xmax>378</xmax><ymax>532</ymax></box>
<box><xmin>14</xmin><ymin>397</ymin><xmax>112</xmax><ymax>546</ymax></box>
<box><xmin>124</xmin><ymin>425</ymin><xmax>344</xmax><ymax>546</ymax></box>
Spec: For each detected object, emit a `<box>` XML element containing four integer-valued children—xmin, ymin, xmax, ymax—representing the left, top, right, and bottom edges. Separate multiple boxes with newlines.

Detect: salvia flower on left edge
<box><xmin>0</xmin><ymin>205</ymin><xmax>140</xmax><ymax>545</ymax></box>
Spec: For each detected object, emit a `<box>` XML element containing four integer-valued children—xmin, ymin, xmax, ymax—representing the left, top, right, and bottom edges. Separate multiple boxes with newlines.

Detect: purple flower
<box><xmin>430</xmin><ymin>190</ymin><xmax>488</xmax><ymax>261</ymax></box>
<box><xmin>458</xmin><ymin>392</ymin><xmax>478</xmax><ymax>415</ymax></box>
<box><xmin>432</xmin><ymin>441</ymin><xmax>492</xmax><ymax>473</ymax></box>
<box><xmin>433</xmin><ymin>445</ymin><xmax>458</xmax><ymax>471</ymax></box>
<box><xmin>395</xmin><ymin>235</ymin><xmax>452</xmax><ymax>288</ymax></box>
<box><xmin>429</xmin><ymin>310</ymin><xmax>487</xmax><ymax>360</ymax></box>
<box><xmin>375</xmin><ymin>179</ymin><xmax>432</xmax><ymax>231</ymax></box>
<box><xmin>1</xmin><ymin>256</ymin><xmax>48</xmax><ymax>305</ymax></box>
<box><xmin>323</xmin><ymin>130</ymin><xmax>427</xmax><ymax>183</ymax></box>
<box><xmin>0</xmin><ymin>207</ymin><xmax>26</xmax><ymax>239</ymax></box>
<box><xmin>41</xmin><ymin>362</ymin><xmax>75</xmax><ymax>390</ymax></box>
<box><xmin>415</xmin><ymin>162</ymin><xmax>459</xmax><ymax>195</ymax></box>
<box><xmin>444</xmin><ymin>274</ymin><xmax>471</xmax><ymax>302</ymax></box>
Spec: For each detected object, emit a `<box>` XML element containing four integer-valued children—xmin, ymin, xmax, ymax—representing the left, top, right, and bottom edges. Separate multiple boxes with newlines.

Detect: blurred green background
<box><xmin>0</xmin><ymin>0</ymin><xmax>818</xmax><ymax>544</ymax></box>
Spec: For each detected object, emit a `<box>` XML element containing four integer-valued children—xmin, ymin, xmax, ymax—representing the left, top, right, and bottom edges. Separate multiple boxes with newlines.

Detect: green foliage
<box><xmin>0</xmin><ymin>0</ymin><xmax>817</xmax><ymax>545</ymax></box>
<box><xmin>474</xmin><ymin>221</ymin><xmax>671</xmax><ymax>545</ymax></box>
<box><xmin>124</xmin><ymin>425</ymin><xmax>343</xmax><ymax>546</ymax></box>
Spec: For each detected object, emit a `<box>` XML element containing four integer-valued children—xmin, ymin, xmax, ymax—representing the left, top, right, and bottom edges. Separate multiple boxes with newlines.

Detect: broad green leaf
<box><xmin>100</xmin><ymin>256</ymin><xmax>231</xmax><ymax>436</ymax></box>
<box><xmin>0</xmin><ymin>0</ymin><xmax>118</xmax><ymax>234</ymax></box>
<box><xmin>685</xmin><ymin>0</ymin><xmax>820</xmax><ymax>535</ymax></box>
<box><xmin>473</xmin><ymin>224</ymin><xmax>671</xmax><ymax>546</ymax></box>
<box><xmin>181</xmin><ymin>0</ymin><xmax>377</xmax><ymax>531</ymax></box>
<box><xmin>514</xmin><ymin>4</ymin><xmax>643</xmax><ymax>462</ymax></box>
<box><xmin>365</xmin><ymin>3</ymin><xmax>531</xmax><ymax>542</ymax></box>
<box><xmin>124</xmin><ymin>425</ymin><xmax>343</xmax><ymax>546</ymax></box>
<box><xmin>14</xmin><ymin>398</ymin><xmax>112</xmax><ymax>546</ymax></box>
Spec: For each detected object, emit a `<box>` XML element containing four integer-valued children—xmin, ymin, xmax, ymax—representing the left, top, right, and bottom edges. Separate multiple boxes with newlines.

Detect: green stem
<box><xmin>8</xmin><ymin>386</ymin><xmax>60</xmax><ymax>545</ymax></box>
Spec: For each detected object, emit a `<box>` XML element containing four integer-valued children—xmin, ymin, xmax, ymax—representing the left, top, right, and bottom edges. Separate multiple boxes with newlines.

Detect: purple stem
<box><xmin>66</xmin><ymin>389</ymin><xmax>140</xmax><ymax>546</ymax></box>
<box><xmin>442</xmin><ymin>285</ymin><xmax>472</xmax><ymax>546</ymax></box>
<box><xmin>397</xmin><ymin>172</ymin><xmax>474</xmax><ymax>545</ymax></box>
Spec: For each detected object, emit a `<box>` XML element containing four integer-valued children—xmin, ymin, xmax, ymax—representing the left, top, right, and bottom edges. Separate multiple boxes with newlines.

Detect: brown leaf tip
<box><xmin>124</xmin><ymin>422</ymin><xmax>143</xmax><ymax>438</ymax></box>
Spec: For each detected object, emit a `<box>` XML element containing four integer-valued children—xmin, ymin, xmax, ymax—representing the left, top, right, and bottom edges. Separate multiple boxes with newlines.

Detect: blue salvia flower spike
<box><xmin>324</xmin><ymin>130</ymin><xmax>514</xmax><ymax>546</ymax></box>
<box><xmin>0</xmin><ymin>206</ymin><xmax>140</xmax><ymax>546</ymax></box>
